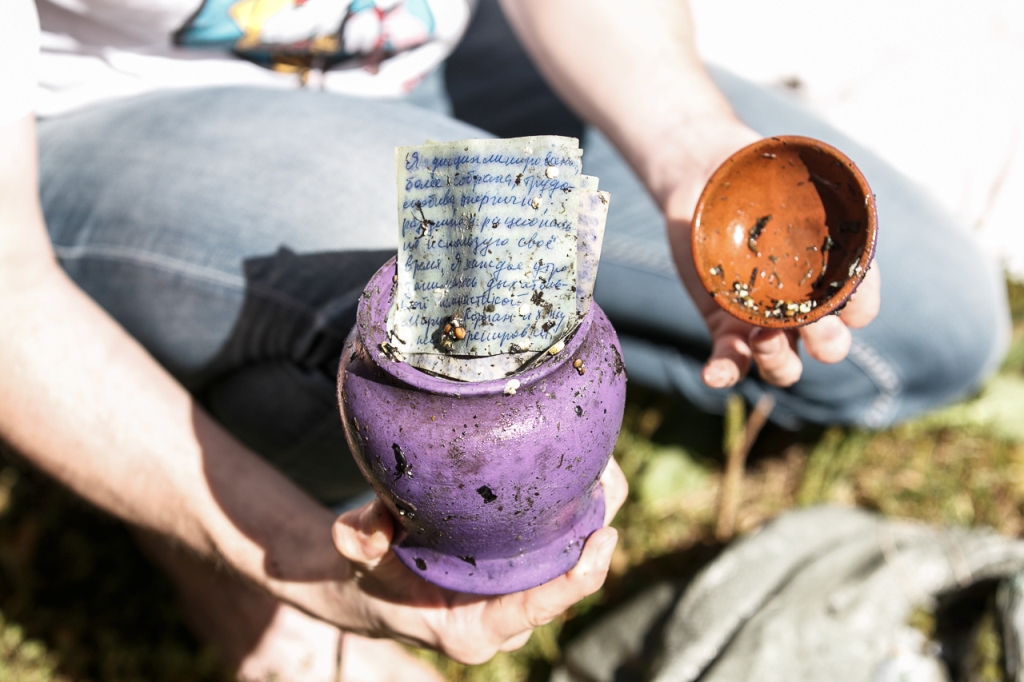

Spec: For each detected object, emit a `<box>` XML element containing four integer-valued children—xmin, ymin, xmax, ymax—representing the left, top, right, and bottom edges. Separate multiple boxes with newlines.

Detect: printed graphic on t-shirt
<box><xmin>175</xmin><ymin>0</ymin><xmax>442</xmax><ymax>74</ymax></box>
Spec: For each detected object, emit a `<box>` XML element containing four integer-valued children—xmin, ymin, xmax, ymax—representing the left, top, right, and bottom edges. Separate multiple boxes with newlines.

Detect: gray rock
<box><xmin>556</xmin><ymin>582</ymin><xmax>678</xmax><ymax>682</ymax></box>
<box><xmin>553</xmin><ymin>507</ymin><xmax>1024</xmax><ymax>682</ymax></box>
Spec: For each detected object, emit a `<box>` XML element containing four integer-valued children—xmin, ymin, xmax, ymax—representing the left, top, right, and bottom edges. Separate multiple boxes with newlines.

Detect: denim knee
<box><xmin>771</xmin><ymin>246</ymin><xmax>1010</xmax><ymax>429</ymax></box>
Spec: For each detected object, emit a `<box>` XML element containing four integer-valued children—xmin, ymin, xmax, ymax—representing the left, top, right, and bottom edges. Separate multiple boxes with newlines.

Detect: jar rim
<box><xmin>356</xmin><ymin>257</ymin><xmax>593</xmax><ymax>397</ymax></box>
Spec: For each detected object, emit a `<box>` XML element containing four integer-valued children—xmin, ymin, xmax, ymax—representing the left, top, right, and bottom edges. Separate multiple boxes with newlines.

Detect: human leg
<box><xmin>37</xmin><ymin>86</ymin><xmax>486</xmax><ymax>503</ymax></box>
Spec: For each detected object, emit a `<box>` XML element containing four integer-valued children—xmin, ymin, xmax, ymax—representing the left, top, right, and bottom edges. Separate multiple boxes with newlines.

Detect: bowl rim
<box><xmin>691</xmin><ymin>135</ymin><xmax>878</xmax><ymax>329</ymax></box>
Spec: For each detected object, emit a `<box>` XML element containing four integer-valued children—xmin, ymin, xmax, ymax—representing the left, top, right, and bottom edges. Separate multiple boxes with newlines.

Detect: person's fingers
<box><xmin>478</xmin><ymin>527</ymin><xmax>618</xmax><ymax>647</ymax></box>
<box><xmin>800</xmin><ymin>314</ymin><xmax>852</xmax><ymax>364</ymax></box>
<box><xmin>839</xmin><ymin>264</ymin><xmax>881</xmax><ymax>329</ymax></box>
<box><xmin>599</xmin><ymin>458</ymin><xmax>628</xmax><ymax>526</ymax></box>
<box><xmin>418</xmin><ymin>519</ymin><xmax>619</xmax><ymax>664</ymax></box>
<box><xmin>331</xmin><ymin>497</ymin><xmax>393</xmax><ymax>567</ymax></box>
<box><xmin>702</xmin><ymin>332</ymin><xmax>753</xmax><ymax>388</ymax></box>
<box><xmin>436</xmin><ymin>529</ymin><xmax>617</xmax><ymax>665</ymax></box>
<box><xmin>749</xmin><ymin>328</ymin><xmax>803</xmax><ymax>387</ymax></box>
<box><xmin>519</xmin><ymin>527</ymin><xmax>617</xmax><ymax>627</ymax></box>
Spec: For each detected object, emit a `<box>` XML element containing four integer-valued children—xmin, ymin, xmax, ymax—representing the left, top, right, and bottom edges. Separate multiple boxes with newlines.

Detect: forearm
<box><xmin>0</xmin><ymin>264</ymin><xmax>356</xmax><ymax>601</ymax></box>
<box><xmin>0</xmin><ymin>117</ymin><xmax>354</xmax><ymax>625</ymax></box>
<box><xmin>499</xmin><ymin>0</ymin><xmax>756</xmax><ymax>208</ymax></box>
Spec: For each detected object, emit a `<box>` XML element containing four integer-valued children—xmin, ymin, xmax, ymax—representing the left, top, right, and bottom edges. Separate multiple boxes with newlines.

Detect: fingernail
<box><xmin>597</xmin><ymin>530</ymin><xmax>618</xmax><ymax>567</ymax></box>
<box><xmin>704</xmin><ymin>363</ymin><xmax>736</xmax><ymax>388</ymax></box>
<box><xmin>578</xmin><ymin>531</ymin><xmax>616</xmax><ymax>576</ymax></box>
<box><xmin>358</xmin><ymin>503</ymin><xmax>378</xmax><ymax>535</ymax></box>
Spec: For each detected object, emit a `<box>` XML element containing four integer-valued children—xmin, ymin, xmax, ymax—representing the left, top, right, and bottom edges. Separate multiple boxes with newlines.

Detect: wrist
<box><xmin>186</xmin><ymin>422</ymin><xmax>361</xmax><ymax>627</ymax></box>
<box><xmin>639</xmin><ymin>112</ymin><xmax>761</xmax><ymax>216</ymax></box>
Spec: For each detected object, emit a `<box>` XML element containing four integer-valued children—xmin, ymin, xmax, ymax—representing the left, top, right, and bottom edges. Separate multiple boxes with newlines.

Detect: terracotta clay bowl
<box><xmin>692</xmin><ymin>136</ymin><xmax>877</xmax><ymax>328</ymax></box>
<box><xmin>337</xmin><ymin>258</ymin><xmax>627</xmax><ymax>595</ymax></box>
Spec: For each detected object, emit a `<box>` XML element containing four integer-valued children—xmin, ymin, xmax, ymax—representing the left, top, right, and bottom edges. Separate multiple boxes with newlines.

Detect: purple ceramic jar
<box><xmin>337</xmin><ymin>258</ymin><xmax>627</xmax><ymax>595</ymax></box>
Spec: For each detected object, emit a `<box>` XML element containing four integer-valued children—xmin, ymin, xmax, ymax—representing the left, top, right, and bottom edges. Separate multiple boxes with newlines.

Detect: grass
<box><xmin>3</xmin><ymin>280</ymin><xmax>1024</xmax><ymax>680</ymax></box>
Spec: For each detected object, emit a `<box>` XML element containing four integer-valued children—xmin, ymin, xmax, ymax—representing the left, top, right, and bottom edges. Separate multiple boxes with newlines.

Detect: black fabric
<box><xmin>444</xmin><ymin>0</ymin><xmax>585</xmax><ymax>140</ymax></box>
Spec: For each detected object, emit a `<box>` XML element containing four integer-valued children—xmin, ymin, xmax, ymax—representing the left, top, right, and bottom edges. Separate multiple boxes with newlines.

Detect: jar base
<box><xmin>391</xmin><ymin>484</ymin><xmax>606</xmax><ymax>595</ymax></box>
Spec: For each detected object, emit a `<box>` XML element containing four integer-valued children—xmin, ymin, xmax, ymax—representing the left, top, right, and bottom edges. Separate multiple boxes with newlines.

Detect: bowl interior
<box><xmin>692</xmin><ymin>136</ymin><xmax>877</xmax><ymax>328</ymax></box>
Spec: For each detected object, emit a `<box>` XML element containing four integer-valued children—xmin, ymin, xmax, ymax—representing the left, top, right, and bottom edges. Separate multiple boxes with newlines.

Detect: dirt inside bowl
<box><xmin>692</xmin><ymin>136</ymin><xmax>877</xmax><ymax>328</ymax></box>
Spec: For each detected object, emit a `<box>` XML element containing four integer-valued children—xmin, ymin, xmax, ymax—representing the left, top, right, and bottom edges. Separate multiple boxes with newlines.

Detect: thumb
<box><xmin>332</xmin><ymin>497</ymin><xmax>394</xmax><ymax>567</ymax></box>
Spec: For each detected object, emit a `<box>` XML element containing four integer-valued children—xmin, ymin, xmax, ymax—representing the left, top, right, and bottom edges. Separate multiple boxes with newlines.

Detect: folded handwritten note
<box><xmin>387</xmin><ymin>136</ymin><xmax>608</xmax><ymax>380</ymax></box>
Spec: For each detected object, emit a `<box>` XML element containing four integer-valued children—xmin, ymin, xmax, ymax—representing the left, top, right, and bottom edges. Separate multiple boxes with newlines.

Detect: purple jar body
<box><xmin>337</xmin><ymin>258</ymin><xmax>627</xmax><ymax>595</ymax></box>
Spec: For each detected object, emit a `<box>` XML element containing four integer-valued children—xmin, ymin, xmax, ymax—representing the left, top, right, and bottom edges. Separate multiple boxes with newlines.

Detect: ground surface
<box><xmin>2</xmin><ymin>281</ymin><xmax>1024</xmax><ymax>681</ymax></box>
<box><xmin>4</xmin><ymin>4</ymin><xmax>1022</xmax><ymax>681</ymax></box>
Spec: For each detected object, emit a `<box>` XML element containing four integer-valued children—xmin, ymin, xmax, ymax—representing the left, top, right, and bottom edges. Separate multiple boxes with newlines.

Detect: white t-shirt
<box><xmin>1</xmin><ymin>0</ymin><xmax>473</xmax><ymax>122</ymax></box>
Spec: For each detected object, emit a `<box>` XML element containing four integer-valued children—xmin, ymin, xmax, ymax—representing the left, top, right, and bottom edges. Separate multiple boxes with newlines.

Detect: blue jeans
<box><xmin>36</xmin><ymin>54</ymin><xmax>1008</xmax><ymax>505</ymax></box>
